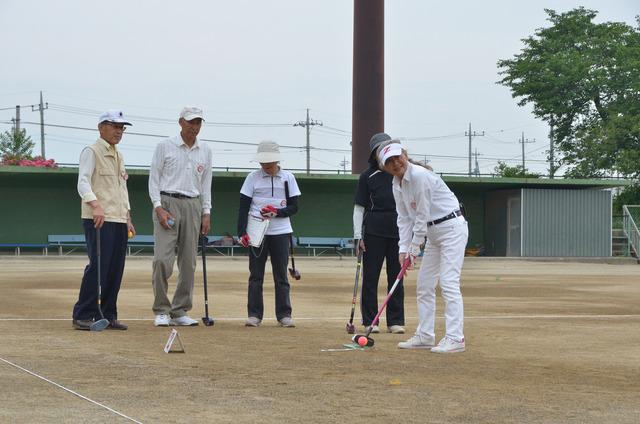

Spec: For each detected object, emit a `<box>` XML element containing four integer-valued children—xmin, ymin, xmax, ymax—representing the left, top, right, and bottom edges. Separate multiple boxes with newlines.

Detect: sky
<box><xmin>0</xmin><ymin>0</ymin><xmax>637</xmax><ymax>176</ymax></box>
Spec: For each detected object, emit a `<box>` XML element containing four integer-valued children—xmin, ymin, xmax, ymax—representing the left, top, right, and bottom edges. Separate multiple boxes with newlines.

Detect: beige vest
<box><xmin>80</xmin><ymin>139</ymin><xmax>130</xmax><ymax>223</ymax></box>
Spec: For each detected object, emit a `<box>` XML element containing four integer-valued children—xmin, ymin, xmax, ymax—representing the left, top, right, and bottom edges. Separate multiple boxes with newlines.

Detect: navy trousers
<box><xmin>72</xmin><ymin>220</ymin><xmax>127</xmax><ymax>321</ymax></box>
<box><xmin>247</xmin><ymin>234</ymin><xmax>292</xmax><ymax>321</ymax></box>
<box><xmin>361</xmin><ymin>233</ymin><xmax>405</xmax><ymax>327</ymax></box>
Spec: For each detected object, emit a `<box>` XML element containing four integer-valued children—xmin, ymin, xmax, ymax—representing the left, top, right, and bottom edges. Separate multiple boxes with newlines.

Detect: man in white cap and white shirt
<box><xmin>73</xmin><ymin>110</ymin><xmax>136</xmax><ymax>331</ymax></box>
<box><xmin>148</xmin><ymin>107</ymin><xmax>213</xmax><ymax>326</ymax></box>
<box><xmin>237</xmin><ymin>141</ymin><xmax>301</xmax><ymax>327</ymax></box>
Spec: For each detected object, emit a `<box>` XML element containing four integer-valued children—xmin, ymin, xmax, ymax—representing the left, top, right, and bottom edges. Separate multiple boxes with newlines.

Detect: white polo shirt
<box><xmin>240</xmin><ymin>167</ymin><xmax>301</xmax><ymax>235</ymax></box>
<box><xmin>392</xmin><ymin>162</ymin><xmax>460</xmax><ymax>252</ymax></box>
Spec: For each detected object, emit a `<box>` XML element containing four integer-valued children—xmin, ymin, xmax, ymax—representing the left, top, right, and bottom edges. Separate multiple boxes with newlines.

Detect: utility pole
<box><xmin>340</xmin><ymin>156</ymin><xmax>350</xmax><ymax>174</ymax></box>
<box><xmin>293</xmin><ymin>108</ymin><xmax>323</xmax><ymax>175</ymax></box>
<box><xmin>473</xmin><ymin>148</ymin><xmax>481</xmax><ymax>176</ymax></box>
<box><xmin>549</xmin><ymin>124</ymin><xmax>555</xmax><ymax>179</ymax></box>
<box><xmin>15</xmin><ymin>105</ymin><xmax>21</xmax><ymax>132</ymax></box>
<box><xmin>519</xmin><ymin>131</ymin><xmax>536</xmax><ymax>174</ymax></box>
<box><xmin>465</xmin><ymin>122</ymin><xmax>484</xmax><ymax>176</ymax></box>
<box><xmin>31</xmin><ymin>91</ymin><xmax>48</xmax><ymax>158</ymax></box>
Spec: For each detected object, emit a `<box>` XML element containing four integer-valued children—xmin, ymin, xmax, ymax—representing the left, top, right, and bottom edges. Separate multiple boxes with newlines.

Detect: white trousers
<box><xmin>415</xmin><ymin>216</ymin><xmax>468</xmax><ymax>341</ymax></box>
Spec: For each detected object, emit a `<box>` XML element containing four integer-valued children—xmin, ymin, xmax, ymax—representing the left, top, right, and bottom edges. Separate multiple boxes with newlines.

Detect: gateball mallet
<box><xmin>200</xmin><ymin>235</ymin><xmax>215</xmax><ymax>326</ymax></box>
<box><xmin>284</xmin><ymin>180</ymin><xmax>301</xmax><ymax>281</ymax></box>
<box><xmin>346</xmin><ymin>249</ymin><xmax>363</xmax><ymax>334</ymax></box>
<box><xmin>90</xmin><ymin>227</ymin><xmax>110</xmax><ymax>332</ymax></box>
<box><xmin>288</xmin><ymin>233</ymin><xmax>301</xmax><ymax>280</ymax></box>
<box><xmin>351</xmin><ymin>257</ymin><xmax>411</xmax><ymax>347</ymax></box>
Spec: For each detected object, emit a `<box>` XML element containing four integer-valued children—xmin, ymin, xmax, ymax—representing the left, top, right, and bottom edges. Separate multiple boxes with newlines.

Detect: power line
<box><xmin>1</xmin><ymin>119</ymin><xmax>553</xmax><ymax>164</ymax></box>
<box><xmin>48</xmin><ymin>103</ymin><xmax>293</xmax><ymax>127</ymax></box>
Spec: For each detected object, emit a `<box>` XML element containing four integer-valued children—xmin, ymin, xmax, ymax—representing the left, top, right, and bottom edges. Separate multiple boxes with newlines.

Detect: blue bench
<box><xmin>205</xmin><ymin>235</ymin><xmax>242</xmax><ymax>256</ymax></box>
<box><xmin>296</xmin><ymin>237</ymin><xmax>354</xmax><ymax>257</ymax></box>
<box><xmin>47</xmin><ymin>234</ymin><xmax>240</xmax><ymax>256</ymax></box>
<box><xmin>48</xmin><ymin>235</ymin><xmax>86</xmax><ymax>255</ymax></box>
<box><xmin>0</xmin><ymin>243</ymin><xmax>49</xmax><ymax>255</ymax></box>
<box><xmin>48</xmin><ymin>234</ymin><xmax>155</xmax><ymax>256</ymax></box>
<box><xmin>127</xmin><ymin>235</ymin><xmax>154</xmax><ymax>256</ymax></box>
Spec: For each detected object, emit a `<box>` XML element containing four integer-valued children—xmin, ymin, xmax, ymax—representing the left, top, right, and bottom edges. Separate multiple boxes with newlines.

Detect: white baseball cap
<box><xmin>254</xmin><ymin>141</ymin><xmax>280</xmax><ymax>163</ymax></box>
<box><xmin>98</xmin><ymin>109</ymin><xmax>132</xmax><ymax>126</ymax></box>
<box><xmin>378</xmin><ymin>142</ymin><xmax>403</xmax><ymax>164</ymax></box>
<box><xmin>179</xmin><ymin>106</ymin><xmax>204</xmax><ymax>121</ymax></box>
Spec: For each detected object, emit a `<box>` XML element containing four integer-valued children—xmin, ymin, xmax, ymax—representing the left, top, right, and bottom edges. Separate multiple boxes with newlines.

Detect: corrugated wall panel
<box><xmin>522</xmin><ymin>189</ymin><xmax>611</xmax><ymax>256</ymax></box>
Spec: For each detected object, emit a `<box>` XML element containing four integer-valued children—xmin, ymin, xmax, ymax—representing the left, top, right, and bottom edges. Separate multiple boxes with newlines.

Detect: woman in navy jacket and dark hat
<box><xmin>352</xmin><ymin>132</ymin><xmax>405</xmax><ymax>334</ymax></box>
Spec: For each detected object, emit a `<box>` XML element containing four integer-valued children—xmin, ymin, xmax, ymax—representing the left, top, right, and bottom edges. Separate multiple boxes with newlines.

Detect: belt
<box><xmin>427</xmin><ymin>210</ymin><xmax>462</xmax><ymax>227</ymax></box>
<box><xmin>160</xmin><ymin>191</ymin><xmax>199</xmax><ymax>199</ymax></box>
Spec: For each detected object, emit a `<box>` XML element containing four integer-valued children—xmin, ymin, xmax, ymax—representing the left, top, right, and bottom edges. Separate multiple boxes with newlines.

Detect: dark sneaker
<box><xmin>107</xmin><ymin>320</ymin><xmax>128</xmax><ymax>330</ymax></box>
<box><xmin>72</xmin><ymin>319</ymin><xmax>92</xmax><ymax>331</ymax></box>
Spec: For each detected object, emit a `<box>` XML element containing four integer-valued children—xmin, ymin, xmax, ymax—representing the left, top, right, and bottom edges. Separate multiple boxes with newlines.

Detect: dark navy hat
<box><xmin>369</xmin><ymin>132</ymin><xmax>391</xmax><ymax>154</ymax></box>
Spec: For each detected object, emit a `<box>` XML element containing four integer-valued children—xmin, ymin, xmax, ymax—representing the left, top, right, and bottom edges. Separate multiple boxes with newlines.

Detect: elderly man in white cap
<box><xmin>237</xmin><ymin>141</ymin><xmax>301</xmax><ymax>327</ymax></box>
<box><xmin>73</xmin><ymin>110</ymin><xmax>136</xmax><ymax>331</ymax></box>
<box><xmin>148</xmin><ymin>107</ymin><xmax>213</xmax><ymax>327</ymax></box>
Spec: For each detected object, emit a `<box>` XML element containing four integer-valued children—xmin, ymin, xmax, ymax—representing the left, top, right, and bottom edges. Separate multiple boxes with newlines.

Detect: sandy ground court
<box><xmin>0</xmin><ymin>255</ymin><xmax>639</xmax><ymax>423</ymax></box>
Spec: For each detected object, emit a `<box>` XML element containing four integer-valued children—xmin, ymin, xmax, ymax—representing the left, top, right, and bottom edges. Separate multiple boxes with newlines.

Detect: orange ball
<box><xmin>128</xmin><ymin>231</ymin><xmax>133</xmax><ymax>239</ymax></box>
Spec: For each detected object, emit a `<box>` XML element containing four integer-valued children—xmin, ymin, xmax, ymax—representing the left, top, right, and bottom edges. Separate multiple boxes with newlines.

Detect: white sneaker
<box><xmin>366</xmin><ymin>325</ymin><xmax>380</xmax><ymax>334</ymax></box>
<box><xmin>154</xmin><ymin>314</ymin><xmax>170</xmax><ymax>327</ymax></box>
<box><xmin>397</xmin><ymin>334</ymin><xmax>435</xmax><ymax>349</ymax></box>
<box><xmin>431</xmin><ymin>337</ymin><xmax>465</xmax><ymax>353</ymax></box>
<box><xmin>388</xmin><ymin>325</ymin><xmax>406</xmax><ymax>334</ymax></box>
<box><xmin>245</xmin><ymin>316</ymin><xmax>262</xmax><ymax>327</ymax></box>
<box><xmin>170</xmin><ymin>315</ymin><xmax>199</xmax><ymax>326</ymax></box>
<box><xmin>278</xmin><ymin>317</ymin><xmax>295</xmax><ymax>327</ymax></box>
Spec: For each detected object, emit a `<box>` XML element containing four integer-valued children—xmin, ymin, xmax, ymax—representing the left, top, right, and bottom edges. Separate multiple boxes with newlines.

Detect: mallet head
<box><xmin>202</xmin><ymin>317</ymin><xmax>215</xmax><ymax>326</ymax></box>
<box><xmin>346</xmin><ymin>323</ymin><xmax>355</xmax><ymax>334</ymax></box>
<box><xmin>288</xmin><ymin>268</ymin><xmax>301</xmax><ymax>280</ymax></box>
<box><xmin>351</xmin><ymin>334</ymin><xmax>374</xmax><ymax>347</ymax></box>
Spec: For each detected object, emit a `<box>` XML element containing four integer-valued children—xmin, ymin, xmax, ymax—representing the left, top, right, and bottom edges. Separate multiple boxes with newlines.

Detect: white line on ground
<box><xmin>0</xmin><ymin>356</ymin><xmax>143</xmax><ymax>424</ymax></box>
<box><xmin>0</xmin><ymin>314</ymin><xmax>639</xmax><ymax>322</ymax></box>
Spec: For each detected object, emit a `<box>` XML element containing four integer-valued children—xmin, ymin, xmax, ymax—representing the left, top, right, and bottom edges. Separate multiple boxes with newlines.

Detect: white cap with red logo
<box><xmin>378</xmin><ymin>143</ymin><xmax>403</xmax><ymax>164</ymax></box>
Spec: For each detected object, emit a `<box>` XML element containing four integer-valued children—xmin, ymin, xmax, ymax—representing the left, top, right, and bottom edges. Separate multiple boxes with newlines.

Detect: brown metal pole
<box><xmin>352</xmin><ymin>0</ymin><xmax>384</xmax><ymax>174</ymax></box>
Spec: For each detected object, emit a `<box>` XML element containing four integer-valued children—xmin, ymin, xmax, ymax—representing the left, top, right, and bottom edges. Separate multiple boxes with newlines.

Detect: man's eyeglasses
<box><xmin>106</xmin><ymin>122</ymin><xmax>127</xmax><ymax>131</ymax></box>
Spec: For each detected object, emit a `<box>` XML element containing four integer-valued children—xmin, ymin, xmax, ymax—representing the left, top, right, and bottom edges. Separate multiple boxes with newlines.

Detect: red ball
<box><xmin>357</xmin><ymin>336</ymin><xmax>367</xmax><ymax>347</ymax></box>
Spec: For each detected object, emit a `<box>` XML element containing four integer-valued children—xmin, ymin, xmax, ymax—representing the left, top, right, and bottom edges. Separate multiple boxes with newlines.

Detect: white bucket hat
<box><xmin>255</xmin><ymin>141</ymin><xmax>281</xmax><ymax>163</ymax></box>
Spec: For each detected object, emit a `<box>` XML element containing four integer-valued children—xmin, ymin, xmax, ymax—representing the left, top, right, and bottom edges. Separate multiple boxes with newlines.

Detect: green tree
<box><xmin>493</xmin><ymin>161</ymin><xmax>540</xmax><ymax>178</ymax></box>
<box><xmin>0</xmin><ymin>129</ymin><xmax>35</xmax><ymax>162</ymax></box>
<box><xmin>497</xmin><ymin>8</ymin><xmax>640</xmax><ymax>178</ymax></box>
<box><xmin>613</xmin><ymin>185</ymin><xmax>640</xmax><ymax>215</ymax></box>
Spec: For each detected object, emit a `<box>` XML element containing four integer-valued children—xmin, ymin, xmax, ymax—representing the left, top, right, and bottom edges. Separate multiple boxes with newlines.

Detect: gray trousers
<box><xmin>152</xmin><ymin>195</ymin><xmax>201</xmax><ymax>318</ymax></box>
<box><xmin>248</xmin><ymin>233</ymin><xmax>292</xmax><ymax>320</ymax></box>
